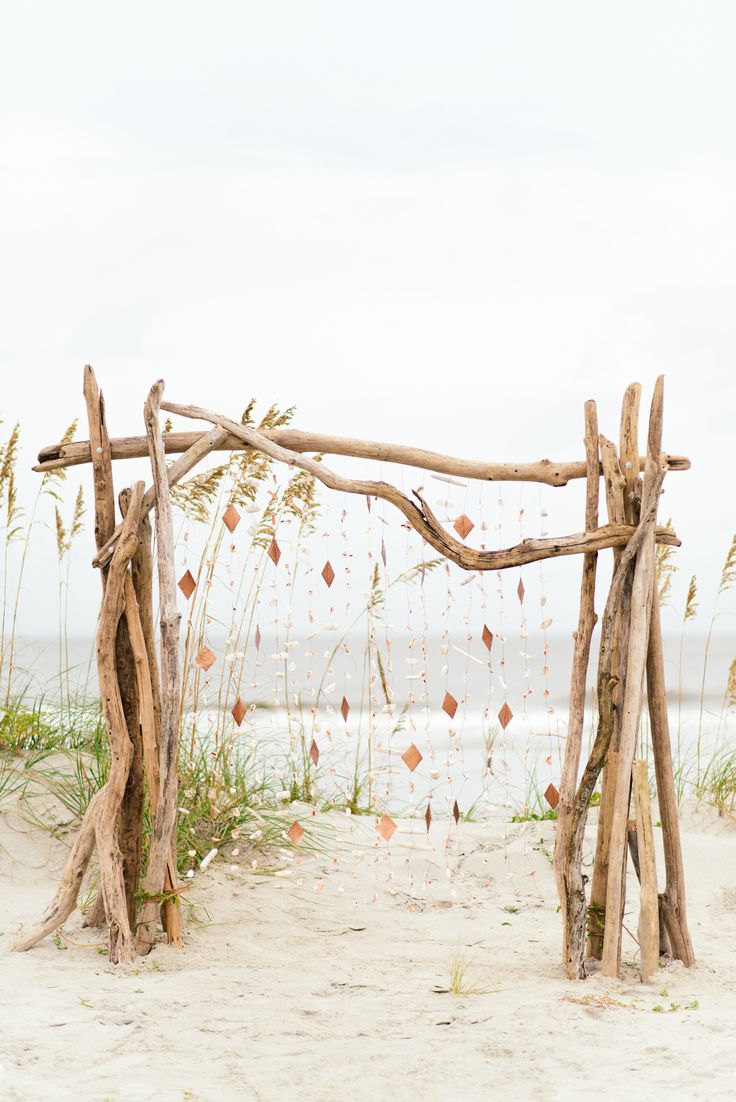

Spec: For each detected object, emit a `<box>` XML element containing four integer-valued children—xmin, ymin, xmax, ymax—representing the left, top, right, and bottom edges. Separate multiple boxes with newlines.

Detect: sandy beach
<box><xmin>2</xmin><ymin>798</ymin><xmax>735</xmax><ymax>1102</ymax></box>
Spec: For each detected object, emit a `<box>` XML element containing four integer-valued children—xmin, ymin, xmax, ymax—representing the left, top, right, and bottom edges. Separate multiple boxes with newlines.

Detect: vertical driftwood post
<box><xmin>82</xmin><ymin>365</ymin><xmax>142</xmax><ymax>930</ymax></box>
<box><xmin>632</xmin><ymin>759</ymin><xmax>659</xmax><ymax>981</ymax></box>
<box><xmin>646</xmin><ymin>587</ymin><xmax>695</xmax><ymax>965</ymax></box>
<box><xmin>94</xmin><ymin>481</ymin><xmax>145</xmax><ymax>962</ymax></box>
<box><xmin>136</xmin><ymin>381</ymin><xmax>183</xmax><ymax>955</ymax></box>
<box><xmin>554</xmin><ymin>401</ymin><xmax>599</xmax><ymax>964</ymax></box>
<box><xmin>601</xmin><ymin>380</ymin><xmax>665</xmax><ymax>978</ymax></box>
<box><xmin>586</xmin><ymin>432</ymin><xmax>633</xmax><ymax>959</ymax></box>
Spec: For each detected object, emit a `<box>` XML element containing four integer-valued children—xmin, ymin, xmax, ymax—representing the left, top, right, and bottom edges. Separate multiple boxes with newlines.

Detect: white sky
<box><xmin>1</xmin><ymin>1</ymin><xmax>735</xmax><ymax>639</ymax></box>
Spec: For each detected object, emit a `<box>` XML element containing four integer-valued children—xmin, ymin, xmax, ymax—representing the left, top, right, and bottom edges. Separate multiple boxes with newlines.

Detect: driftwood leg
<box><xmin>136</xmin><ymin>381</ymin><xmax>184</xmax><ymax>955</ymax></box>
<box><xmin>601</xmin><ymin>380</ymin><xmax>665</xmax><ymax>978</ymax></box>
<box><xmin>632</xmin><ymin>760</ymin><xmax>660</xmax><ymax>981</ymax></box>
<box><xmin>647</xmin><ymin>581</ymin><xmax>695</xmax><ymax>965</ymax></box>
<box><xmin>81</xmin><ymin>368</ymin><xmax>141</xmax><ymax>931</ymax></box>
<box><xmin>94</xmin><ymin>482</ymin><xmax>145</xmax><ymax>963</ymax></box>
<box><xmin>554</xmin><ymin>401</ymin><xmax>599</xmax><ymax>961</ymax></box>
<box><xmin>124</xmin><ymin>574</ymin><xmax>184</xmax><ymax>945</ymax></box>
<box><xmin>587</xmin><ymin>399</ymin><xmax>639</xmax><ymax>959</ymax></box>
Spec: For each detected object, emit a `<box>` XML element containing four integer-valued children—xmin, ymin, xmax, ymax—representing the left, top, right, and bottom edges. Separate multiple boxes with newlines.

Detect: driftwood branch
<box><xmin>13</xmin><ymin>482</ymin><xmax>145</xmax><ymax>959</ymax></box>
<box><xmin>34</xmin><ymin>428</ymin><xmax>691</xmax><ymax>486</ymax></box>
<box><xmin>554</xmin><ymin>400</ymin><xmax>599</xmax><ymax>956</ymax></box>
<box><xmin>136</xmin><ymin>381</ymin><xmax>183</xmax><ymax>955</ymax></box>
<box><xmin>138</xmin><ymin>400</ymin><xmax>679</xmax><ymax>573</ymax></box>
<box><xmin>632</xmin><ymin>759</ymin><xmax>659</xmax><ymax>981</ymax></box>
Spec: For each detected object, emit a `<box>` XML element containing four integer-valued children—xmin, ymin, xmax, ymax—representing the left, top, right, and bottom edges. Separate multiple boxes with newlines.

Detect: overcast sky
<box><xmin>1</xmin><ymin>1</ymin><xmax>735</xmax><ymax>642</ymax></box>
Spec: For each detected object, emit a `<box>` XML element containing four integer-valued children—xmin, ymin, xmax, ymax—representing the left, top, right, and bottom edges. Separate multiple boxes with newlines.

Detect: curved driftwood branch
<box><xmin>13</xmin><ymin>481</ymin><xmax>145</xmax><ymax>960</ymax></box>
<box><xmin>34</xmin><ymin>428</ymin><xmax>691</xmax><ymax>486</ymax></box>
<box><xmin>152</xmin><ymin>400</ymin><xmax>679</xmax><ymax>572</ymax></box>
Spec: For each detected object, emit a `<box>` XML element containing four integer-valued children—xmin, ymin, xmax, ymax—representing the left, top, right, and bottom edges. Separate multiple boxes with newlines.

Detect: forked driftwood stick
<box><xmin>632</xmin><ymin>759</ymin><xmax>659</xmax><ymax>981</ymax></box>
<box><xmin>34</xmin><ymin>427</ymin><xmax>692</xmax><ymax>486</ymax></box>
<box><xmin>554</xmin><ymin>400</ymin><xmax>599</xmax><ymax>955</ymax></box>
<box><xmin>601</xmin><ymin>380</ymin><xmax>665</xmax><ymax>979</ymax></box>
<box><xmin>560</xmin><ymin>458</ymin><xmax>666</xmax><ymax>979</ymax></box>
<box><xmin>136</xmin><ymin>382</ymin><xmax>183</xmax><ymax>955</ymax></box>
<box><xmin>155</xmin><ymin>400</ymin><xmax>679</xmax><ymax>572</ymax></box>
<box><xmin>93</xmin><ymin>425</ymin><xmax>229</xmax><ymax>570</ymax></box>
<box><xmin>13</xmin><ymin>482</ymin><xmax>145</xmax><ymax>960</ymax></box>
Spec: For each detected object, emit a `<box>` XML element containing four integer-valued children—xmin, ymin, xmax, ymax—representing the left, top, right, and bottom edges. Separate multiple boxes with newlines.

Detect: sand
<box><xmin>1</xmin><ymin>800</ymin><xmax>736</xmax><ymax>1102</ymax></box>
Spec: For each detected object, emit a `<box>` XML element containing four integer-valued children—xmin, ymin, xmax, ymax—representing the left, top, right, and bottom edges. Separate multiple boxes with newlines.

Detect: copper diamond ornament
<box><xmin>255</xmin><ymin>625</ymin><xmax>261</xmax><ymax>650</ymax></box>
<box><xmin>425</xmin><ymin>802</ymin><xmax>432</xmax><ymax>832</ymax></box>
<box><xmin>442</xmin><ymin>691</ymin><xmax>458</xmax><ymax>720</ymax></box>
<box><xmin>453</xmin><ymin>514</ymin><xmax>474</xmax><ymax>540</ymax></box>
<box><xmin>481</xmin><ymin>624</ymin><xmax>494</xmax><ymax>652</ymax></box>
<box><xmin>321</xmin><ymin>561</ymin><xmax>335</xmax><ymax>588</ymax></box>
<box><xmin>453</xmin><ymin>800</ymin><xmax>461</xmax><ymax>824</ymax></box>
<box><xmin>498</xmin><ymin>702</ymin><xmax>513</xmax><ymax>730</ymax></box>
<box><xmin>544</xmin><ymin>783</ymin><xmax>560</xmax><ymax>810</ymax></box>
<box><xmin>222</xmin><ymin>504</ymin><xmax>241</xmax><ymax>533</ymax></box>
<box><xmin>341</xmin><ymin>696</ymin><xmax>350</xmax><ymax>722</ymax></box>
<box><xmin>178</xmin><ymin>570</ymin><xmax>196</xmax><ymax>600</ymax></box>
<box><xmin>287</xmin><ymin>820</ymin><xmax>304</xmax><ymax>846</ymax></box>
<box><xmin>376</xmin><ymin>814</ymin><xmax>397</xmax><ymax>841</ymax></box>
<box><xmin>402</xmin><ymin>743</ymin><xmax>423</xmax><ymax>772</ymax></box>
<box><xmin>309</xmin><ymin>739</ymin><xmax>319</xmax><ymax>766</ymax></box>
<box><xmin>231</xmin><ymin>696</ymin><xmax>247</xmax><ymax>726</ymax></box>
<box><xmin>381</xmin><ymin>539</ymin><xmax>387</xmax><ymax>567</ymax></box>
<box><xmin>195</xmin><ymin>646</ymin><xmax>216</xmax><ymax>672</ymax></box>
<box><xmin>517</xmin><ymin>578</ymin><xmax>525</xmax><ymax>604</ymax></box>
<box><xmin>267</xmin><ymin>538</ymin><xmax>281</xmax><ymax>566</ymax></box>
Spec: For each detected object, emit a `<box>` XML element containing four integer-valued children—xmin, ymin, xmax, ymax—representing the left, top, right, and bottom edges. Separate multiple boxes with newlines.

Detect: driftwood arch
<box><xmin>14</xmin><ymin>367</ymin><xmax>694</xmax><ymax>981</ymax></box>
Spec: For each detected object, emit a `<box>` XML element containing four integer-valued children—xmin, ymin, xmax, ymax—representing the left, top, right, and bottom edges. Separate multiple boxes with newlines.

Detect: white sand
<box><xmin>1</xmin><ymin>801</ymin><xmax>736</xmax><ymax>1102</ymax></box>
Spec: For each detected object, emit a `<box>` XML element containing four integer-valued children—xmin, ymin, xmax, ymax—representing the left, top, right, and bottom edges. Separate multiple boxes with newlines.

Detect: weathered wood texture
<box><xmin>136</xmin><ymin>382</ymin><xmax>184</xmax><ymax>955</ymax></box>
<box><xmin>586</xmin><ymin>403</ymin><xmax>641</xmax><ymax>960</ymax></box>
<box><xmin>81</xmin><ymin>368</ymin><xmax>140</xmax><ymax>932</ymax></box>
<box><xmin>34</xmin><ymin>428</ymin><xmax>691</xmax><ymax>486</ymax></box>
<box><xmin>632</xmin><ymin>759</ymin><xmax>660</xmax><ymax>981</ymax></box>
<box><xmin>558</xmin><ymin>457</ymin><xmax>665</xmax><ymax>979</ymax></box>
<box><xmin>93</xmin><ymin>426</ymin><xmax>229</xmax><ymax>570</ymax></box>
<box><xmin>13</xmin><ymin>482</ymin><xmax>145</xmax><ymax>960</ymax></box>
<box><xmin>647</xmin><ymin>582</ymin><xmax>695</xmax><ymax>965</ymax></box>
<box><xmin>554</xmin><ymin>401</ymin><xmax>599</xmax><ymax>958</ymax></box>
<box><xmin>146</xmin><ymin>401</ymin><xmax>680</xmax><ymax>575</ymax></box>
<box><xmin>601</xmin><ymin>380</ymin><xmax>665</xmax><ymax>979</ymax></box>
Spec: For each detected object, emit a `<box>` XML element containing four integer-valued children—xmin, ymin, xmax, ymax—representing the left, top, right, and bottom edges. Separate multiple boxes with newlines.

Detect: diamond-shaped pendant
<box><xmin>341</xmin><ymin>696</ymin><xmax>350</xmax><ymax>722</ymax></box>
<box><xmin>178</xmin><ymin>570</ymin><xmax>196</xmax><ymax>599</ymax></box>
<box><xmin>402</xmin><ymin>744</ymin><xmax>423</xmax><ymax>772</ymax></box>
<box><xmin>498</xmin><ymin>702</ymin><xmax>513</xmax><ymax>730</ymax></box>
<box><xmin>544</xmin><ymin>783</ymin><xmax>560</xmax><ymax>810</ymax></box>
<box><xmin>195</xmin><ymin>647</ymin><xmax>216</xmax><ymax>672</ymax></box>
<box><xmin>481</xmin><ymin>624</ymin><xmax>493</xmax><ymax>652</ymax></box>
<box><xmin>287</xmin><ymin>821</ymin><xmax>304</xmax><ymax>845</ymax></box>
<box><xmin>231</xmin><ymin>697</ymin><xmax>246</xmax><ymax>726</ymax></box>
<box><xmin>453</xmin><ymin>514</ymin><xmax>474</xmax><ymax>540</ymax></box>
<box><xmin>321</xmin><ymin>561</ymin><xmax>335</xmax><ymax>588</ymax></box>
<box><xmin>267</xmin><ymin>538</ymin><xmax>281</xmax><ymax>566</ymax></box>
<box><xmin>222</xmin><ymin>504</ymin><xmax>241</xmax><ymax>533</ymax></box>
<box><xmin>442</xmin><ymin>692</ymin><xmax>458</xmax><ymax>720</ymax></box>
<box><xmin>376</xmin><ymin>815</ymin><xmax>397</xmax><ymax>841</ymax></box>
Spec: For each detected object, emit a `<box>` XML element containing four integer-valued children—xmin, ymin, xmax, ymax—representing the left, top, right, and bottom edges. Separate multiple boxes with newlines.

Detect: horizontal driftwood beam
<box><xmin>34</xmin><ymin>430</ymin><xmax>690</xmax><ymax>487</ymax></box>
